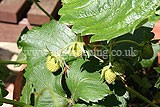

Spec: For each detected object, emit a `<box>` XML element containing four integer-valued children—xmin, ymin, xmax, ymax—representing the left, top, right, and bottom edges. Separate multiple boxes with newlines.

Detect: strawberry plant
<box><xmin>0</xmin><ymin>0</ymin><xmax>160</xmax><ymax>107</ymax></box>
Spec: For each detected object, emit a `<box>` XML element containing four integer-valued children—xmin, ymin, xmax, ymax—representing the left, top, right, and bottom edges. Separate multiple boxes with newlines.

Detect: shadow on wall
<box><xmin>0</xmin><ymin>48</ymin><xmax>15</xmax><ymax>61</ymax></box>
<box><xmin>0</xmin><ymin>48</ymin><xmax>18</xmax><ymax>83</ymax></box>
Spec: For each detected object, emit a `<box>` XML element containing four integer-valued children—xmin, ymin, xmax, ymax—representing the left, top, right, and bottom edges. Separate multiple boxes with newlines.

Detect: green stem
<box><xmin>33</xmin><ymin>0</ymin><xmax>54</xmax><ymax>20</ymax></box>
<box><xmin>59</xmin><ymin>42</ymin><xmax>74</xmax><ymax>55</ymax></box>
<box><xmin>92</xmin><ymin>45</ymin><xmax>108</xmax><ymax>62</ymax></box>
<box><xmin>0</xmin><ymin>61</ymin><xmax>27</xmax><ymax>64</ymax></box>
<box><xmin>77</xmin><ymin>34</ymin><xmax>83</xmax><ymax>42</ymax></box>
<box><xmin>115</xmin><ymin>40</ymin><xmax>139</xmax><ymax>46</ymax></box>
<box><xmin>126</xmin><ymin>86</ymin><xmax>159</xmax><ymax>107</ymax></box>
<box><xmin>93</xmin><ymin>44</ymin><xmax>112</xmax><ymax>65</ymax></box>
<box><xmin>108</xmin><ymin>45</ymin><xmax>112</xmax><ymax>66</ymax></box>
<box><xmin>0</xmin><ymin>97</ymin><xmax>32</xmax><ymax>107</ymax></box>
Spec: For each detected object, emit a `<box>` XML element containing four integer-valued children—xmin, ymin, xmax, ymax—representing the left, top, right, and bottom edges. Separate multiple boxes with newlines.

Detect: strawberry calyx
<box><xmin>101</xmin><ymin>65</ymin><xmax>110</xmax><ymax>78</ymax></box>
<box><xmin>67</xmin><ymin>42</ymin><xmax>85</xmax><ymax>58</ymax></box>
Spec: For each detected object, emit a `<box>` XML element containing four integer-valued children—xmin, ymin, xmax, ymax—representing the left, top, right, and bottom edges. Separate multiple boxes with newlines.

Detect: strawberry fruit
<box><xmin>46</xmin><ymin>56</ymin><xmax>60</xmax><ymax>72</ymax></box>
<box><xmin>142</xmin><ymin>43</ymin><xmax>154</xmax><ymax>59</ymax></box>
<box><xmin>105</xmin><ymin>69</ymin><xmax>116</xmax><ymax>84</ymax></box>
<box><xmin>67</xmin><ymin>42</ymin><xmax>85</xmax><ymax>58</ymax></box>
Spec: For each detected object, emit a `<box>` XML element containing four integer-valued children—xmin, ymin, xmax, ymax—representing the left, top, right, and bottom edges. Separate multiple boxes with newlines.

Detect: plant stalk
<box><xmin>126</xmin><ymin>86</ymin><xmax>159</xmax><ymax>107</ymax></box>
<box><xmin>108</xmin><ymin>44</ymin><xmax>112</xmax><ymax>66</ymax></box>
<box><xmin>93</xmin><ymin>44</ymin><xmax>112</xmax><ymax>65</ymax></box>
<box><xmin>33</xmin><ymin>0</ymin><xmax>54</xmax><ymax>20</ymax></box>
<box><xmin>0</xmin><ymin>61</ymin><xmax>27</xmax><ymax>64</ymax></box>
<box><xmin>77</xmin><ymin>34</ymin><xmax>83</xmax><ymax>42</ymax></box>
<box><xmin>115</xmin><ymin>40</ymin><xmax>139</xmax><ymax>46</ymax></box>
<box><xmin>0</xmin><ymin>97</ymin><xmax>32</xmax><ymax>107</ymax></box>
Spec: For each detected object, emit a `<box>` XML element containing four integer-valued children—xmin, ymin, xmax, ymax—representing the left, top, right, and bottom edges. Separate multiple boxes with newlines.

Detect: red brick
<box><xmin>152</xmin><ymin>20</ymin><xmax>160</xmax><ymax>64</ymax></box>
<box><xmin>0</xmin><ymin>23</ymin><xmax>26</xmax><ymax>42</ymax></box>
<box><xmin>153</xmin><ymin>20</ymin><xmax>160</xmax><ymax>40</ymax></box>
<box><xmin>0</xmin><ymin>0</ymin><xmax>31</xmax><ymax>23</ymax></box>
<box><xmin>158</xmin><ymin>52</ymin><xmax>160</xmax><ymax>65</ymax></box>
<box><xmin>27</xmin><ymin>0</ymin><xmax>60</xmax><ymax>25</ymax></box>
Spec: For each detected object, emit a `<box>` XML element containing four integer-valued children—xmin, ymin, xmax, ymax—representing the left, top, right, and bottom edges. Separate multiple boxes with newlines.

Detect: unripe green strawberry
<box><xmin>67</xmin><ymin>42</ymin><xmax>85</xmax><ymax>58</ymax></box>
<box><xmin>105</xmin><ymin>69</ymin><xmax>116</xmax><ymax>84</ymax></box>
<box><xmin>142</xmin><ymin>43</ymin><xmax>154</xmax><ymax>59</ymax></box>
<box><xmin>46</xmin><ymin>56</ymin><xmax>60</xmax><ymax>72</ymax></box>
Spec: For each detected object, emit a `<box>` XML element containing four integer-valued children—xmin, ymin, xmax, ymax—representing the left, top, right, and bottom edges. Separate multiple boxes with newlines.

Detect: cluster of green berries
<box><xmin>46</xmin><ymin>42</ymin><xmax>85</xmax><ymax>72</ymax></box>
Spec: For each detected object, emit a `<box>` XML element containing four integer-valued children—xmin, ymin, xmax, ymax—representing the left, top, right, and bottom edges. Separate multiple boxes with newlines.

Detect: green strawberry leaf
<box><xmin>156</xmin><ymin>10</ymin><xmax>160</xmax><ymax>15</ymax></box>
<box><xmin>155</xmin><ymin>78</ymin><xmax>160</xmax><ymax>89</ymax></box>
<box><xmin>131</xmin><ymin>75</ymin><xmax>152</xmax><ymax>90</ymax></box>
<box><xmin>59</xmin><ymin>0</ymin><xmax>160</xmax><ymax>42</ymax></box>
<box><xmin>0</xmin><ymin>65</ymin><xmax>12</xmax><ymax>82</ymax></box>
<box><xmin>97</xmin><ymin>92</ymin><xmax>128</xmax><ymax>107</ymax></box>
<box><xmin>73</xmin><ymin>104</ymin><xmax>87</xmax><ymax>107</ymax></box>
<box><xmin>18</xmin><ymin>20</ymin><xmax>77</xmax><ymax>106</ymax></box>
<box><xmin>155</xmin><ymin>67</ymin><xmax>160</xmax><ymax>73</ymax></box>
<box><xmin>148</xmin><ymin>12</ymin><xmax>160</xmax><ymax>23</ymax></box>
<box><xmin>89</xmin><ymin>105</ymin><xmax>104</xmax><ymax>107</ymax></box>
<box><xmin>142</xmin><ymin>21</ymin><xmax>155</xmax><ymax>28</ymax></box>
<box><xmin>110</xmin><ymin>81</ymin><xmax>129</xmax><ymax>107</ymax></box>
<box><xmin>110</xmin><ymin>26</ymin><xmax>154</xmax><ymax>59</ymax></box>
<box><xmin>66</xmin><ymin>59</ymin><xmax>112</xmax><ymax>103</ymax></box>
<box><xmin>15</xmin><ymin>51</ymin><xmax>27</xmax><ymax>67</ymax></box>
<box><xmin>18</xmin><ymin>20</ymin><xmax>76</xmax><ymax>56</ymax></box>
<box><xmin>115</xmin><ymin>94</ymin><xmax>128</xmax><ymax>107</ymax></box>
<box><xmin>98</xmin><ymin>94</ymin><xmax>124</xmax><ymax>107</ymax></box>
<box><xmin>141</xmin><ymin>77</ymin><xmax>152</xmax><ymax>89</ymax></box>
<box><xmin>73</xmin><ymin>104</ymin><xmax>104</xmax><ymax>107</ymax></box>
<box><xmin>155</xmin><ymin>67</ymin><xmax>160</xmax><ymax>88</ymax></box>
<box><xmin>23</xmin><ymin>53</ymin><xmax>68</xmax><ymax>107</ymax></box>
<box><xmin>0</xmin><ymin>80</ymin><xmax>8</xmax><ymax>98</ymax></box>
<box><xmin>17</xmin><ymin>27</ymin><xmax>29</xmax><ymax>49</ymax></box>
<box><xmin>20</xmin><ymin>81</ymin><xmax>34</xmax><ymax>105</ymax></box>
<box><xmin>24</xmin><ymin>51</ymin><xmax>68</xmax><ymax>106</ymax></box>
<box><xmin>35</xmin><ymin>84</ymin><xmax>68</xmax><ymax>107</ymax></box>
<box><xmin>0</xmin><ymin>80</ymin><xmax>8</xmax><ymax>106</ymax></box>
